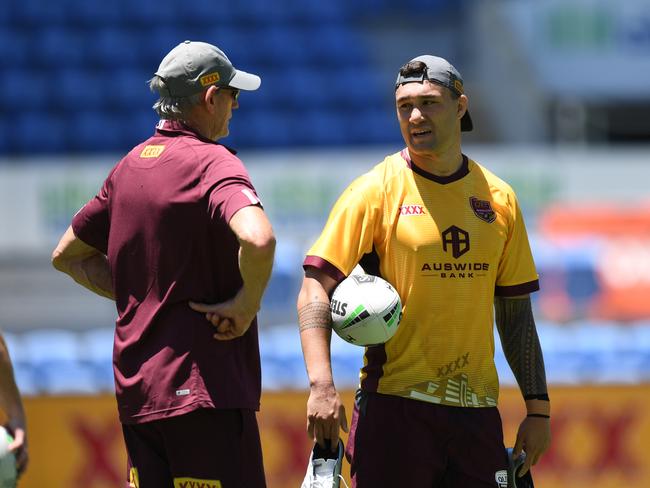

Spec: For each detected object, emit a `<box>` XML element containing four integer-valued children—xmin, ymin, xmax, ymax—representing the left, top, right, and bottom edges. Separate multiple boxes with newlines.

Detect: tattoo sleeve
<box><xmin>298</xmin><ymin>302</ymin><xmax>332</xmax><ymax>332</ymax></box>
<box><xmin>494</xmin><ymin>296</ymin><xmax>548</xmax><ymax>398</ymax></box>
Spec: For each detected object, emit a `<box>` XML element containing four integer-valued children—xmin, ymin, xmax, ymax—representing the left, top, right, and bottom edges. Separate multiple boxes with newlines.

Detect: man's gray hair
<box><xmin>149</xmin><ymin>76</ymin><xmax>203</xmax><ymax>119</ymax></box>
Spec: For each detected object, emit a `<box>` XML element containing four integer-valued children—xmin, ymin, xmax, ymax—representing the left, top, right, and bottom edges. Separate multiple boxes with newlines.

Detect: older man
<box><xmin>53</xmin><ymin>41</ymin><xmax>275</xmax><ymax>487</ymax></box>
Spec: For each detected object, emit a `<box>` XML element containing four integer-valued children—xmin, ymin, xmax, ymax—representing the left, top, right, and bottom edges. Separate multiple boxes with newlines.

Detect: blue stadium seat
<box><xmin>351</xmin><ymin>107</ymin><xmax>402</xmax><ymax>145</ymax></box>
<box><xmin>79</xmin><ymin>328</ymin><xmax>115</xmax><ymax>392</ymax></box>
<box><xmin>305</xmin><ymin>24</ymin><xmax>367</xmax><ymax>68</ymax></box>
<box><xmin>113</xmin><ymin>108</ymin><xmax>158</xmax><ymax>152</ymax></box>
<box><xmin>32</xmin><ymin>27</ymin><xmax>87</xmax><ymax>68</ymax></box>
<box><xmin>89</xmin><ymin>28</ymin><xmax>142</xmax><ymax>69</ymax></box>
<box><xmin>68</xmin><ymin>111</ymin><xmax>128</xmax><ymax>153</ymax></box>
<box><xmin>21</xmin><ymin>329</ymin><xmax>99</xmax><ymax>394</ymax></box>
<box><xmin>241</xmin><ymin>70</ymin><xmax>284</xmax><ymax>109</ymax></box>
<box><xmin>1</xmin><ymin>332</ymin><xmax>38</xmax><ymax>396</ymax></box>
<box><xmin>1</xmin><ymin>332</ymin><xmax>24</xmax><ymax>365</ymax></box>
<box><xmin>234</xmin><ymin>108</ymin><xmax>296</xmax><ymax>148</ymax></box>
<box><xmin>0</xmin><ymin>120</ymin><xmax>8</xmax><ymax>153</ymax></box>
<box><xmin>21</xmin><ymin>329</ymin><xmax>82</xmax><ymax>364</ymax></box>
<box><xmin>0</xmin><ymin>0</ymin><xmax>400</xmax><ymax>154</ymax></box>
<box><xmin>124</xmin><ymin>0</ymin><xmax>178</xmax><ymax>25</ymax></box>
<box><xmin>329</xmin><ymin>68</ymin><xmax>386</xmax><ymax>108</ymax></box>
<box><xmin>12</xmin><ymin>112</ymin><xmax>68</xmax><ymax>154</ymax></box>
<box><xmin>250</xmin><ymin>25</ymin><xmax>312</xmax><ymax>68</ymax></box>
<box><xmin>280</xmin><ymin>66</ymin><xmax>333</xmax><ymax>109</ymax></box>
<box><xmin>54</xmin><ymin>68</ymin><xmax>105</xmax><ymax>110</ymax></box>
<box><xmin>65</xmin><ymin>0</ymin><xmax>125</xmax><ymax>25</ymax></box>
<box><xmin>0</xmin><ymin>69</ymin><xmax>50</xmax><ymax>111</ymax></box>
<box><xmin>9</xmin><ymin>0</ymin><xmax>68</xmax><ymax>25</ymax></box>
<box><xmin>292</xmin><ymin>108</ymin><xmax>353</xmax><ymax>146</ymax></box>
<box><xmin>207</xmin><ymin>26</ymin><xmax>257</xmax><ymax>69</ymax></box>
<box><xmin>259</xmin><ymin>326</ymin><xmax>308</xmax><ymax>390</ymax></box>
<box><xmin>285</xmin><ymin>0</ymin><xmax>349</xmax><ymax>23</ymax></box>
<box><xmin>138</xmin><ymin>26</ymin><xmax>187</xmax><ymax>71</ymax></box>
<box><xmin>0</xmin><ymin>28</ymin><xmax>29</xmax><ymax>68</ymax></box>
<box><xmin>229</xmin><ymin>0</ymin><xmax>291</xmax><ymax>24</ymax></box>
<box><xmin>170</xmin><ymin>0</ymin><xmax>237</xmax><ymax>26</ymax></box>
<box><xmin>109</xmin><ymin>68</ymin><xmax>154</xmax><ymax>109</ymax></box>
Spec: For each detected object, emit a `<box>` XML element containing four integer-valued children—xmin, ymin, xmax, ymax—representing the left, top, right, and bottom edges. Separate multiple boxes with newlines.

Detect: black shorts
<box><xmin>346</xmin><ymin>391</ymin><xmax>508</xmax><ymax>488</ymax></box>
<box><xmin>122</xmin><ymin>408</ymin><xmax>266</xmax><ymax>488</ymax></box>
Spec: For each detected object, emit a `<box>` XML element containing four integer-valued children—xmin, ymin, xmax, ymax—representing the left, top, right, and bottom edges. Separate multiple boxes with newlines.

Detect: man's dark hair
<box><xmin>397</xmin><ymin>60</ymin><xmax>459</xmax><ymax>99</ymax></box>
<box><xmin>399</xmin><ymin>60</ymin><xmax>428</xmax><ymax>78</ymax></box>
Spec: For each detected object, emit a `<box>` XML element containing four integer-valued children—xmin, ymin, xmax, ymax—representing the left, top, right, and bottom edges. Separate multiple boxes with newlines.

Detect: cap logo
<box><xmin>200</xmin><ymin>72</ymin><xmax>220</xmax><ymax>86</ymax></box>
<box><xmin>453</xmin><ymin>79</ymin><xmax>464</xmax><ymax>94</ymax></box>
<box><xmin>140</xmin><ymin>145</ymin><xmax>165</xmax><ymax>158</ymax></box>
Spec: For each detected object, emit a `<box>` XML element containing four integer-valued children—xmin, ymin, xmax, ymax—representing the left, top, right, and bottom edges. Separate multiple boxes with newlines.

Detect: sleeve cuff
<box><xmin>223</xmin><ymin>189</ymin><xmax>262</xmax><ymax>223</ymax></box>
<box><xmin>303</xmin><ymin>256</ymin><xmax>346</xmax><ymax>283</ymax></box>
<box><xmin>494</xmin><ymin>279</ymin><xmax>540</xmax><ymax>297</ymax></box>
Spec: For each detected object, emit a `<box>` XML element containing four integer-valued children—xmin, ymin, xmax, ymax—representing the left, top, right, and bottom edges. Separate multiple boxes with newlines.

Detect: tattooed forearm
<box><xmin>298</xmin><ymin>302</ymin><xmax>332</xmax><ymax>332</ymax></box>
<box><xmin>494</xmin><ymin>296</ymin><xmax>548</xmax><ymax>397</ymax></box>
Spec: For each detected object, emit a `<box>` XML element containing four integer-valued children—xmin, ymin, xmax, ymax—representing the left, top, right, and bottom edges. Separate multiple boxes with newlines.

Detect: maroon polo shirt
<box><xmin>72</xmin><ymin>119</ymin><xmax>263</xmax><ymax>424</ymax></box>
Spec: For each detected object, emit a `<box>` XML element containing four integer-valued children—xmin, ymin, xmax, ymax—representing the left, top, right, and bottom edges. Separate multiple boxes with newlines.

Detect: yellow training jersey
<box><xmin>304</xmin><ymin>151</ymin><xmax>539</xmax><ymax>408</ymax></box>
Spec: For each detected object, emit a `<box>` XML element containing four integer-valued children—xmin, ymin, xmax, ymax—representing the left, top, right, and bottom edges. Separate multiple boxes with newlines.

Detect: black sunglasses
<box><xmin>222</xmin><ymin>87</ymin><xmax>240</xmax><ymax>101</ymax></box>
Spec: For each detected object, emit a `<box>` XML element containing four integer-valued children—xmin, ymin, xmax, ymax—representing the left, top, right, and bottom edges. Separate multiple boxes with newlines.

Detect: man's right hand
<box><xmin>307</xmin><ymin>382</ymin><xmax>348</xmax><ymax>450</ymax></box>
<box><xmin>189</xmin><ymin>287</ymin><xmax>259</xmax><ymax>340</ymax></box>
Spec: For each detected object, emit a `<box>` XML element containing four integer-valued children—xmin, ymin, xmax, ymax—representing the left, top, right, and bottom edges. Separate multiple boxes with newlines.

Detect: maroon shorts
<box><xmin>346</xmin><ymin>391</ymin><xmax>508</xmax><ymax>488</ymax></box>
<box><xmin>122</xmin><ymin>408</ymin><xmax>266</xmax><ymax>488</ymax></box>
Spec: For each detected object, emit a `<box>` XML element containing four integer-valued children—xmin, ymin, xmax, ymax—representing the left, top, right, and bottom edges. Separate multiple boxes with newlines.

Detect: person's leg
<box><xmin>161</xmin><ymin>408</ymin><xmax>266</xmax><ymax>488</ymax></box>
<box><xmin>441</xmin><ymin>407</ymin><xmax>508</xmax><ymax>488</ymax></box>
<box><xmin>122</xmin><ymin>422</ymin><xmax>173</xmax><ymax>488</ymax></box>
<box><xmin>346</xmin><ymin>391</ymin><xmax>445</xmax><ymax>488</ymax></box>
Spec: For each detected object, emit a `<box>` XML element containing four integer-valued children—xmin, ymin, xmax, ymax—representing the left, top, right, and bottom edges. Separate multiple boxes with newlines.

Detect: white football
<box><xmin>0</xmin><ymin>426</ymin><xmax>16</xmax><ymax>488</ymax></box>
<box><xmin>330</xmin><ymin>274</ymin><xmax>402</xmax><ymax>346</ymax></box>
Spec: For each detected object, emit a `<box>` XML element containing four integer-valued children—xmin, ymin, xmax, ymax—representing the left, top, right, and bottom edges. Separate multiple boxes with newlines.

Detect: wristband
<box><xmin>527</xmin><ymin>413</ymin><xmax>550</xmax><ymax>419</ymax></box>
<box><xmin>524</xmin><ymin>393</ymin><xmax>550</xmax><ymax>401</ymax></box>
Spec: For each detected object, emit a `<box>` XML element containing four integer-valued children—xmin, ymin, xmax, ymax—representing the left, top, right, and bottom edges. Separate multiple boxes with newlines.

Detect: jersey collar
<box><xmin>401</xmin><ymin>149</ymin><xmax>469</xmax><ymax>184</ymax></box>
<box><xmin>155</xmin><ymin>119</ymin><xmax>237</xmax><ymax>154</ymax></box>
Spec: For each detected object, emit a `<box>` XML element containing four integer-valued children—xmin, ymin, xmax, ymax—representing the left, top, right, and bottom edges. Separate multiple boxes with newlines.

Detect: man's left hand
<box><xmin>512</xmin><ymin>416</ymin><xmax>551</xmax><ymax>477</ymax></box>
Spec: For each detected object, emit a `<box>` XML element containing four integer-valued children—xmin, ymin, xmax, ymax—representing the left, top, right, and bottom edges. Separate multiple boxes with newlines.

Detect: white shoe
<box><xmin>300</xmin><ymin>439</ymin><xmax>346</xmax><ymax>488</ymax></box>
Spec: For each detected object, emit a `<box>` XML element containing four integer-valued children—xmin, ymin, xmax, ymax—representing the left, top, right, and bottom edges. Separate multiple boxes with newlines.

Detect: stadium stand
<box><xmin>0</xmin><ymin>0</ymin><xmax>457</xmax><ymax>155</ymax></box>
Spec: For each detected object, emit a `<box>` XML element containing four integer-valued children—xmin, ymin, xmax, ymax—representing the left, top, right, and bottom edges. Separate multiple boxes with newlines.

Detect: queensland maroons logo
<box><xmin>469</xmin><ymin>197</ymin><xmax>496</xmax><ymax>223</ymax></box>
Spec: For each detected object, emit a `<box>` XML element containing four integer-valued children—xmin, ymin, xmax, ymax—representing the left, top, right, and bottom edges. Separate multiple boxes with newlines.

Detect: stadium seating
<box><xmin>4</xmin><ymin>321</ymin><xmax>650</xmax><ymax>395</ymax></box>
<box><xmin>0</xmin><ymin>0</ymin><xmax>435</xmax><ymax>155</ymax></box>
<box><xmin>19</xmin><ymin>329</ymin><xmax>99</xmax><ymax>394</ymax></box>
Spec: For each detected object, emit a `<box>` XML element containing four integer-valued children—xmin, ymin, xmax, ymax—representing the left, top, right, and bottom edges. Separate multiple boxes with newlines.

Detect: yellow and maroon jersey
<box><xmin>304</xmin><ymin>150</ymin><xmax>539</xmax><ymax>408</ymax></box>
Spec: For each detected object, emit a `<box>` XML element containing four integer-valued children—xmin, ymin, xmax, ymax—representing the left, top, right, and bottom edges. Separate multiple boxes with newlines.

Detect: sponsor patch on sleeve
<box><xmin>140</xmin><ymin>145</ymin><xmax>165</xmax><ymax>158</ymax></box>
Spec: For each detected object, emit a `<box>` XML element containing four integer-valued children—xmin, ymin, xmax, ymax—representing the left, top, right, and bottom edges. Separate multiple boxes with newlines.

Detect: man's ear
<box><xmin>458</xmin><ymin>94</ymin><xmax>468</xmax><ymax>120</ymax></box>
<box><xmin>204</xmin><ymin>86</ymin><xmax>219</xmax><ymax>112</ymax></box>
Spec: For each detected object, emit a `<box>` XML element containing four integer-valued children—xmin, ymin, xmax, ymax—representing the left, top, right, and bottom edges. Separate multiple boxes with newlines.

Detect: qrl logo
<box><xmin>442</xmin><ymin>225</ymin><xmax>470</xmax><ymax>258</ymax></box>
<box><xmin>494</xmin><ymin>470</ymin><xmax>508</xmax><ymax>488</ymax></box>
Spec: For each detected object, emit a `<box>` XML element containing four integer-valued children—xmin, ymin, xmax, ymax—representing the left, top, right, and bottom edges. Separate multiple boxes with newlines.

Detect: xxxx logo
<box><xmin>437</xmin><ymin>352</ymin><xmax>469</xmax><ymax>377</ymax></box>
<box><xmin>173</xmin><ymin>478</ymin><xmax>222</xmax><ymax>488</ymax></box>
<box><xmin>399</xmin><ymin>204</ymin><xmax>426</xmax><ymax>216</ymax></box>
